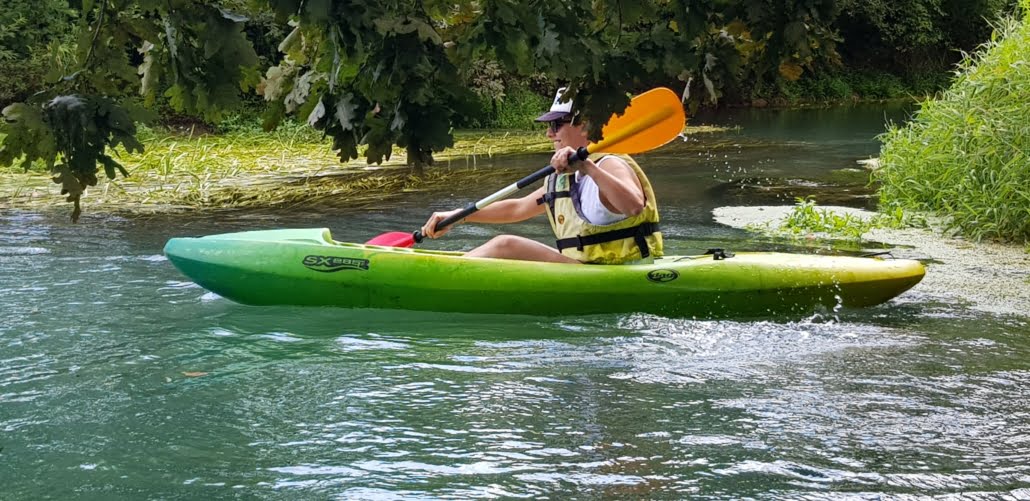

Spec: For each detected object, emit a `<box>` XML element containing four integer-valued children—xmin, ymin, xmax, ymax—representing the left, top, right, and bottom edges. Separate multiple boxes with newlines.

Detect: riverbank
<box><xmin>0</xmin><ymin>125</ymin><xmax>725</xmax><ymax>216</ymax></box>
<box><xmin>714</xmin><ymin>205</ymin><xmax>1030</xmax><ymax>317</ymax></box>
<box><xmin>0</xmin><ymin>127</ymin><xmax>546</xmax><ymax>214</ymax></box>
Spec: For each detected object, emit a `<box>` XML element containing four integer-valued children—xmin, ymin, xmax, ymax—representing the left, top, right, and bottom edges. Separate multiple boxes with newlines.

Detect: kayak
<box><xmin>163</xmin><ymin>228</ymin><xmax>924</xmax><ymax>318</ymax></box>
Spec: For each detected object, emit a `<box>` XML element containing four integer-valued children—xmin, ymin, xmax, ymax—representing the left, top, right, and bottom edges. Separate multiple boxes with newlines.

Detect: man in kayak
<box><xmin>420</xmin><ymin>88</ymin><xmax>663</xmax><ymax>264</ymax></box>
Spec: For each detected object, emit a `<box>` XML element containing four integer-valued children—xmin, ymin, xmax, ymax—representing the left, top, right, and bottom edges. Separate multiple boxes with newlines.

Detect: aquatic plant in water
<box><xmin>771</xmin><ymin>197</ymin><xmax>916</xmax><ymax>241</ymax></box>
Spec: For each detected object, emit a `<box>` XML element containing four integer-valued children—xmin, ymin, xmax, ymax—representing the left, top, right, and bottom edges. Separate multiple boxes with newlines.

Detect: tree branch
<box><xmin>81</xmin><ymin>0</ymin><xmax>110</xmax><ymax>75</ymax></box>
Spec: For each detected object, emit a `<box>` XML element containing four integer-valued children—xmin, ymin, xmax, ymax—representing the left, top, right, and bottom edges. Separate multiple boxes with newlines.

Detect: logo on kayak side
<box><xmin>647</xmin><ymin>269</ymin><xmax>679</xmax><ymax>283</ymax></box>
<box><xmin>302</xmin><ymin>255</ymin><xmax>370</xmax><ymax>272</ymax></box>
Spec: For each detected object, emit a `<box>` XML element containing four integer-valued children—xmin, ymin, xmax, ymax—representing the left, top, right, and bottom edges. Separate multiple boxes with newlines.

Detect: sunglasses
<box><xmin>548</xmin><ymin>119</ymin><xmax>571</xmax><ymax>133</ymax></box>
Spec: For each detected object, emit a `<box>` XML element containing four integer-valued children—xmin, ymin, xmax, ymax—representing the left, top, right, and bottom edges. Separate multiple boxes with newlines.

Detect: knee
<box><xmin>469</xmin><ymin>235</ymin><xmax>524</xmax><ymax>258</ymax></box>
<box><xmin>481</xmin><ymin>235</ymin><xmax>522</xmax><ymax>254</ymax></box>
<box><xmin>475</xmin><ymin>236</ymin><xmax>519</xmax><ymax>256</ymax></box>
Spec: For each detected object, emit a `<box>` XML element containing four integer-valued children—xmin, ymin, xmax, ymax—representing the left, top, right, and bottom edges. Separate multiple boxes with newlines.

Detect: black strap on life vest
<box><xmin>536</xmin><ymin>173</ymin><xmax>571</xmax><ymax>204</ymax></box>
<box><xmin>536</xmin><ymin>173</ymin><xmax>571</xmax><ymax>223</ymax></box>
<box><xmin>535</xmin><ymin>190</ymin><xmax>570</xmax><ymax>205</ymax></box>
<box><xmin>555</xmin><ymin>222</ymin><xmax>660</xmax><ymax>258</ymax></box>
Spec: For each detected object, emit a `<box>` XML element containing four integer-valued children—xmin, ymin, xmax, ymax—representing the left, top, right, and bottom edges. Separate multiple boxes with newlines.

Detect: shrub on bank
<box><xmin>456</xmin><ymin>85</ymin><xmax>550</xmax><ymax>130</ymax></box>
<box><xmin>778</xmin><ymin>70</ymin><xmax>939</xmax><ymax>103</ymax></box>
<box><xmin>0</xmin><ymin>0</ymin><xmax>76</xmax><ymax>106</ymax></box>
<box><xmin>875</xmin><ymin>3</ymin><xmax>1030</xmax><ymax>243</ymax></box>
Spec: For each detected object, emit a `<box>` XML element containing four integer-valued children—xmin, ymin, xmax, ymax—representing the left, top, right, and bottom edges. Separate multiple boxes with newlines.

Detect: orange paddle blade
<box><xmin>589</xmin><ymin>87</ymin><xmax>686</xmax><ymax>155</ymax></box>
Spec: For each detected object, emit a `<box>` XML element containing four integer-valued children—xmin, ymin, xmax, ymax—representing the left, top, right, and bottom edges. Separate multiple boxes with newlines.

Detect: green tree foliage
<box><xmin>0</xmin><ymin>0</ymin><xmax>844</xmax><ymax>219</ymax></box>
<box><xmin>9</xmin><ymin>0</ymin><xmax>983</xmax><ymax>220</ymax></box>
<box><xmin>0</xmin><ymin>0</ymin><xmax>77</xmax><ymax>106</ymax></box>
<box><xmin>836</xmin><ymin>0</ymin><xmax>1017</xmax><ymax>70</ymax></box>
<box><xmin>1</xmin><ymin>0</ymin><xmax>261</xmax><ymax>219</ymax></box>
<box><xmin>876</xmin><ymin>2</ymin><xmax>1030</xmax><ymax>243</ymax></box>
<box><xmin>725</xmin><ymin>0</ymin><xmax>843</xmax><ymax>96</ymax></box>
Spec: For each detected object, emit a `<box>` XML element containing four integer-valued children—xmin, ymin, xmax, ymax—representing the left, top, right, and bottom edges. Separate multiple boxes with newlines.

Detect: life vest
<box><xmin>537</xmin><ymin>153</ymin><xmax>662</xmax><ymax>264</ymax></box>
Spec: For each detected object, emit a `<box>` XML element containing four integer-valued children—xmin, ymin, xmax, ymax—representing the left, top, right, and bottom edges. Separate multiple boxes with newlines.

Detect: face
<box><xmin>545</xmin><ymin>118</ymin><xmax>589</xmax><ymax>150</ymax></box>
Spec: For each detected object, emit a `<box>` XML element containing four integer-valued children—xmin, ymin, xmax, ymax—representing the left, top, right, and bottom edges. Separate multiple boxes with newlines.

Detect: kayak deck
<box><xmin>164</xmin><ymin>228</ymin><xmax>925</xmax><ymax>318</ymax></box>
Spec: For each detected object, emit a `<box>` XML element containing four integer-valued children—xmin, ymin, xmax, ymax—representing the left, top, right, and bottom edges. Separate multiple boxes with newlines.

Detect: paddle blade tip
<box><xmin>366</xmin><ymin>232</ymin><xmax>415</xmax><ymax>247</ymax></box>
<box><xmin>594</xmin><ymin>87</ymin><xmax>686</xmax><ymax>155</ymax></box>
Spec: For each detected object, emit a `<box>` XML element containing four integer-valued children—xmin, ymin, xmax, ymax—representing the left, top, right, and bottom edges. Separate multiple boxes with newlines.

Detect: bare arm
<box><xmin>551</xmin><ymin>148</ymin><xmax>645</xmax><ymax>216</ymax></box>
<box><xmin>465</xmin><ymin>186</ymin><xmax>547</xmax><ymax>223</ymax></box>
<box><xmin>421</xmin><ymin>186</ymin><xmax>546</xmax><ymax>238</ymax></box>
<box><xmin>580</xmin><ymin>156</ymin><xmax>645</xmax><ymax>216</ymax></box>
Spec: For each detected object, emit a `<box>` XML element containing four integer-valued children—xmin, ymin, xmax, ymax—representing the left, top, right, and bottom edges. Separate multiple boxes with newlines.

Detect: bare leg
<box><xmin>465</xmin><ymin>235</ymin><xmax>581</xmax><ymax>264</ymax></box>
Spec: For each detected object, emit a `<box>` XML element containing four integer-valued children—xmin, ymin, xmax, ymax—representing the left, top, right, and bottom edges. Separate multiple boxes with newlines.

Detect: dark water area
<box><xmin>4</xmin><ymin>103</ymin><xmax>1030</xmax><ymax>499</ymax></box>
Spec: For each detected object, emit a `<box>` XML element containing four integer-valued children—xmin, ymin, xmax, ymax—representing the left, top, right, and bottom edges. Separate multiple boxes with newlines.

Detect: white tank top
<box><xmin>576</xmin><ymin>157</ymin><xmax>628</xmax><ymax>225</ymax></box>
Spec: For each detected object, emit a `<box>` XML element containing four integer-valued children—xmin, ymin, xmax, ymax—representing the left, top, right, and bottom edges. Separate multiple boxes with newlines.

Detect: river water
<box><xmin>3</xmin><ymin>105</ymin><xmax>1029</xmax><ymax>499</ymax></box>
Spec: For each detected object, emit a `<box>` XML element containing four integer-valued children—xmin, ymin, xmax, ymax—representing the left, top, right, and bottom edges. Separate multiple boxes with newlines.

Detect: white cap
<box><xmin>534</xmin><ymin>87</ymin><xmax>574</xmax><ymax>122</ymax></box>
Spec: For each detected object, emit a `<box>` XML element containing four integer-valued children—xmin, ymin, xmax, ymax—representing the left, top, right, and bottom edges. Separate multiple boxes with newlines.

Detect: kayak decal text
<box><xmin>303</xmin><ymin>255</ymin><xmax>370</xmax><ymax>272</ymax></box>
<box><xmin>647</xmin><ymin>269</ymin><xmax>679</xmax><ymax>283</ymax></box>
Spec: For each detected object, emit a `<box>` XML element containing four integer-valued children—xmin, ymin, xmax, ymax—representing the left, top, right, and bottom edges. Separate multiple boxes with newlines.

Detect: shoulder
<box><xmin>594</xmin><ymin>154</ymin><xmax>632</xmax><ymax>172</ymax></box>
<box><xmin>591</xmin><ymin>155</ymin><xmax>640</xmax><ymax>183</ymax></box>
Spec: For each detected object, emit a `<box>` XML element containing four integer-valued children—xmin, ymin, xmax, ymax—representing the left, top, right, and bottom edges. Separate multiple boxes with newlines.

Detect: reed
<box><xmin>875</xmin><ymin>4</ymin><xmax>1030</xmax><ymax>244</ymax></box>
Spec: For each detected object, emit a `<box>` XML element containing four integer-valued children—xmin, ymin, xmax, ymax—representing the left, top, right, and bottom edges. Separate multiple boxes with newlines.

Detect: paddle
<box><xmin>366</xmin><ymin>87</ymin><xmax>686</xmax><ymax>248</ymax></box>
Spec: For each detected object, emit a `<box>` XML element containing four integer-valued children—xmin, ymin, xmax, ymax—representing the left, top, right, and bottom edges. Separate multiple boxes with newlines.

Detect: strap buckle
<box><xmin>703</xmin><ymin>248</ymin><xmax>735</xmax><ymax>261</ymax></box>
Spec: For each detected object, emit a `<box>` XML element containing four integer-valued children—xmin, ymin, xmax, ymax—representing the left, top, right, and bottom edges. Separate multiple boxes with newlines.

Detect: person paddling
<box><xmin>420</xmin><ymin>88</ymin><xmax>663</xmax><ymax>264</ymax></box>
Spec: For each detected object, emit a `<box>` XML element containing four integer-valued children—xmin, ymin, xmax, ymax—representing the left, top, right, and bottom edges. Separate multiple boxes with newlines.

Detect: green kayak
<box><xmin>163</xmin><ymin>228</ymin><xmax>924</xmax><ymax>318</ymax></box>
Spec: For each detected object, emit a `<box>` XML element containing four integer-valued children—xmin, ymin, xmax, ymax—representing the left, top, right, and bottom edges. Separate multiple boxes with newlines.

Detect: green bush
<box><xmin>780</xmin><ymin>71</ymin><xmax>929</xmax><ymax>102</ymax></box>
<box><xmin>826</xmin><ymin>78</ymin><xmax>853</xmax><ymax>99</ymax></box>
<box><xmin>875</xmin><ymin>3</ymin><xmax>1030</xmax><ymax>243</ymax></box>
<box><xmin>837</xmin><ymin>0</ymin><xmax>1017</xmax><ymax>69</ymax></box>
<box><xmin>0</xmin><ymin>1</ymin><xmax>76</xmax><ymax>106</ymax></box>
<box><xmin>847</xmin><ymin>72</ymin><xmax>908</xmax><ymax>98</ymax></box>
<box><xmin>456</xmin><ymin>85</ymin><xmax>550</xmax><ymax>130</ymax></box>
<box><xmin>491</xmin><ymin>86</ymin><xmax>550</xmax><ymax>129</ymax></box>
<box><xmin>902</xmin><ymin>71</ymin><xmax>952</xmax><ymax>96</ymax></box>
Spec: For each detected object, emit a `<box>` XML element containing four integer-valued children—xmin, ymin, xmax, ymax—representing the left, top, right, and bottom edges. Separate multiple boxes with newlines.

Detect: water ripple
<box><xmin>3</xmin><ymin>210</ymin><xmax>1030</xmax><ymax>499</ymax></box>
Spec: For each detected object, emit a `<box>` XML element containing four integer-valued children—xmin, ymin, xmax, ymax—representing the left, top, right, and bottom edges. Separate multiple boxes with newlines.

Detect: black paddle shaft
<box><xmin>412</xmin><ymin>146</ymin><xmax>590</xmax><ymax>243</ymax></box>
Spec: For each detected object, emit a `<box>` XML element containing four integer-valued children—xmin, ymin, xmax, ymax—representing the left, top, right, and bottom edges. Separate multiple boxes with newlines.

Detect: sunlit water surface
<box><xmin>3</xmin><ymin>105</ymin><xmax>1029</xmax><ymax>499</ymax></box>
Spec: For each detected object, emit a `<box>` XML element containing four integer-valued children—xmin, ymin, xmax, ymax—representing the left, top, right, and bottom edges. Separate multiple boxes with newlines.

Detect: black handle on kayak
<box><xmin>412</xmin><ymin>147</ymin><xmax>589</xmax><ymax>243</ymax></box>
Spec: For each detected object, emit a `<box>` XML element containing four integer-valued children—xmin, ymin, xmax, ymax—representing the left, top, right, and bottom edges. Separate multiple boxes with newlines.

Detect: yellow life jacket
<box><xmin>538</xmin><ymin>153</ymin><xmax>662</xmax><ymax>264</ymax></box>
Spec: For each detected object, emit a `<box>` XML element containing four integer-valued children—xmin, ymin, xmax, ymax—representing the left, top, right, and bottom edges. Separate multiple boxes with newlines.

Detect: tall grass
<box><xmin>875</xmin><ymin>3</ymin><xmax>1030</xmax><ymax>243</ymax></box>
